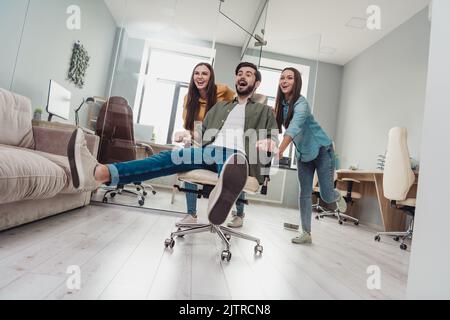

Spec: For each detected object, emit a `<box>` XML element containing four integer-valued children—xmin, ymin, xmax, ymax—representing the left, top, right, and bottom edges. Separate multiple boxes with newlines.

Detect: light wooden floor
<box><xmin>0</xmin><ymin>191</ymin><xmax>411</xmax><ymax>300</ymax></box>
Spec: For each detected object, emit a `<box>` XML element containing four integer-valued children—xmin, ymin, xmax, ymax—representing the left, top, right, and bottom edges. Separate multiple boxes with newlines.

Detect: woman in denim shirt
<box><xmin>275</xmin><ymin>67</ymin><xmax>347</xmax><ymax>244</ymax></box>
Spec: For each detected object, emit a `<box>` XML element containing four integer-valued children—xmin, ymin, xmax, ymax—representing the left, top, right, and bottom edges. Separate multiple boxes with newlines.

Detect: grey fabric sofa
<box><xmin>0</xmin><ymin>88</ymin><xmax>99</xmax><ymax>231</ymax></box>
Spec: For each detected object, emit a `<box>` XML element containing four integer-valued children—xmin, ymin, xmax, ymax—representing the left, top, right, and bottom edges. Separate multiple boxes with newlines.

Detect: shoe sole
<box><xmin>227</xmin><ymin>222</ymin><xmax>243</xmax><ymax>228</ymax></box>
<box><xmin>292</xmin><ymin>240</ymin><xmax>312</xmax><ymax>245</ymax></box>
<box><xmin>67</xmin><ymin>129</ymin><xmax>81</xmax><ymax>189</ymax></box>
<box><xmin>208</xmin><ymin>153</ymin><xmax>248</xmax><ymax>226</ymax></box>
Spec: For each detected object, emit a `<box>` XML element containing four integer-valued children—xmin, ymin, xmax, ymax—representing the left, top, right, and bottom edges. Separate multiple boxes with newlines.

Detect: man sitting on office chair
<box><xmin>67</xmin><ymin>62</ymin><xmax>279</xmax><ymax>228</ymax></box>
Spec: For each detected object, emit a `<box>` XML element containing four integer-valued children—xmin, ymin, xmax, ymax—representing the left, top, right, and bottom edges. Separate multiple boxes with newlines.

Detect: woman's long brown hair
<box><xmin>184</xmin><ymin>63</ymin><xmax>217</xmax><ymax>131</ymax></box>
<box><xmin>274</xmin><ymin>67</ymin><xmax>302</xmax><ymax>132</ymax></box>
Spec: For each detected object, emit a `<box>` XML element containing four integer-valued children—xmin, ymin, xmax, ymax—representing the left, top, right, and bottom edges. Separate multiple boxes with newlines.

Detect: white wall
<box><xmin>407</xmin><ymin>0</ymin><xmax>450</xmax><ymax>300</ymax></box>
<box><xmin>6</xmin><ymin>0</ymin><xmax>117</xmax><ymax>127</ymax></box>
<box><xmin>0</xmin><ymin>0</ymin><xmax>29</xmax><ymax>90</ymax></box>
<box><xmin>214</xmin><ymin>43</ymin><xmax>242</xmax><ymax>89</ymax></box>
<box><xmin>336</xmin><ymin>8</ymin><xmax>431</xmax><ymax>170</ymax></box>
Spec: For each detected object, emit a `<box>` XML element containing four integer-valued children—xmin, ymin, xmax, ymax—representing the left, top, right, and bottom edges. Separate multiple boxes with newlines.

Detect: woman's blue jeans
<box><xmin>297</xmin><ymin>145</ymin><xmax>340</xmax><ymax>233</ymax></box>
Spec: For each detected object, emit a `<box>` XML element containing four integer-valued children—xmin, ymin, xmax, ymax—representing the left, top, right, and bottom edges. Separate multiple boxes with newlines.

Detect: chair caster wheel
<box><xmin>393</xmin><ymin>237</ymin><xmax>400</xmax><ymax>241</ymax></box>
<box><xmin>354</xmin><ymin>221</ymin><xmax>359</xmax><ymax>226</ymax></box>
<box><xmin>374</xmin><ymin>235</ymin><xmax>381</xmax><ymax>242</ymax></box>
<box><xmin>110</xmin><ymin>193</ymin><xmax>116</xmax><ymax>198</ymax></box>
<box><xmin>254</xmin><ymin>245</ymin><xmax>263</xmax><ymax>255</ymax></box>
<box><xmin>177</xmin><ymin>228</ymin><xmax>185</xmax><ymax>238</ymax></box>
<box><xmin>152</xmin><ymin>191</ymin><xmax>157</xmax><ymax>195</ymax></box>
<box><xmin>221</xmin><ymin>250</ymin><xmax>232</xmax><ymax>262</ymax></box>
<box><xmin>400</xmin><ymin>243</ymin><xmax>407</xmax><ymax>250</ymax></box>
<box><xmin>164</xmin><ymin>238</ymin><xmax>175</xmax><ymax>249</ymax></box>
<box><xmin>138</xmin><ymin>199</ymin><xmax>145</xmax><ymax>206</ymax></box>
<box><xmin>225</xmin><ymin>234</ymin><xmax>231</xmax><ymax>241</ymax></box>
<box><xmin>136</xmin><ymin>187</ymin><xmax>141</xmax><ymax>192</ymax></box>
<box><xmin>315</xmin><ymin>215</ymin><xmax>320</xmax><ymax>220</ymax></box>
<box><xmin>143</xmin><ymin>191</ymin><xmax>148</xmax><ymax>196</ymax></box>
<box><xmin>339</xmin><ymin>220</ymin><xmax>343</xmax><ymax>225</ymax></box>
<box><xmin>343</xmin><ymin>218</ymin><xmax>347</xmax><ymax>222</ymax></box>
<box><xmin>102</xmin><ymin>197</ymin><xmax>108</xmax><ymax>203</ymax></box>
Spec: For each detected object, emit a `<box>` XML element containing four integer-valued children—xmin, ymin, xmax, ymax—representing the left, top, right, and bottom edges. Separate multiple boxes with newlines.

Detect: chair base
<box><xmin>374</xmin><ymin>219</ymin><xmax>413</xmax><ymax>250</ymax></box>
<box><xmin>316</xmin><ymin>209</ymin><xmax>360</xmax><ymax>226</ymax></box>
<box><xmin>101</xmin><ymin>183</ymin><xmax>155</xmax><ymax>207</ymax></box>
<box><xmin>164</xmin><ymin>222</ymin><xmax>263</xmax><ymax>262</ymax></box>
<box><xmin>313</xmin><ymin>198</ymin><xmax>360</xmax><ymax>226</ymax></box>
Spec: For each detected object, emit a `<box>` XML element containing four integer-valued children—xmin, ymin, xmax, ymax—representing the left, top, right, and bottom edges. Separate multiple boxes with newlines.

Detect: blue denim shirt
<box><xmin>283</xmin><ymin>96</ymin><xmax>332</xmax><ymax>162</ymax></box>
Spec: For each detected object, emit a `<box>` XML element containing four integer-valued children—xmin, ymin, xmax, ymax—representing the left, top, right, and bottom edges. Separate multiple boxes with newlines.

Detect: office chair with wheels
<box><xmin>314</xmin><ymin>171</ymin><xmax>361</xmax><ymax>226</ymax></box>
<box><xmin>374</xmin><ymin>127</ymin><xmax>416</xmax><ymax>250</ymax></box>
<box><xmin>96</xmin><ymin>96</ymin><xmax>156</xmax><ymax>206</ymax></box>
<box><xmin>168</xmin><ymin>167</ymin><xmax>266</xmax><ymax>262</ymax></box>
<box><xmin>165</xmin><ymin>93</ymin><xmax>271</xmax><ymax>261</ymax></box>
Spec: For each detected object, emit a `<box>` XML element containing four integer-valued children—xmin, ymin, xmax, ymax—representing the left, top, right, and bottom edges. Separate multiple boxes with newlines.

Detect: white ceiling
<box><xmin>104</xmin><ymin>0</ymin><xmax>431</xmax><ymax>65</ymax></box>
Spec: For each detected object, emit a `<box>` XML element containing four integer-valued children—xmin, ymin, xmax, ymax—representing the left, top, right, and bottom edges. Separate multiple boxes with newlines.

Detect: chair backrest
<box><xmin>96</xmin><ymin>96</ymin><xmax>136</xmax><ymax>164</ymax></box>
<box><xmin>252</xmin><ymin>93</ymin><xmax>268</xmax><ymax>105</ymax></box>
<box><xmin>383</xmin><ymin>127</ymin><xmax>415</xmax><ymax>201</ymax></box>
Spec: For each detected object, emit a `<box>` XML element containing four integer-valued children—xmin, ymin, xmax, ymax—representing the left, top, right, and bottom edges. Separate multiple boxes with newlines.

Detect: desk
<box><xmin>336</xmin><ymin>169</ymin><xmax>418</xmax><ymax>232</ymax></box>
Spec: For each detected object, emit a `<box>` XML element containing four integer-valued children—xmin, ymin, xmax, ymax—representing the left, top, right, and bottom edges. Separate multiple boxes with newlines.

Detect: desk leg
<box><xmin>373</xmin><ymin>174</ymin><xmax>407</xmax><ymax>232</ymax></box>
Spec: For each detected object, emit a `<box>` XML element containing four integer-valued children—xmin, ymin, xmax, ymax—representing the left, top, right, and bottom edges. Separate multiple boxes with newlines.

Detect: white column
<box><xmin>407</xmin><ymin>0</ymin><xmax>450</xmax><ymax>299</ymax></box>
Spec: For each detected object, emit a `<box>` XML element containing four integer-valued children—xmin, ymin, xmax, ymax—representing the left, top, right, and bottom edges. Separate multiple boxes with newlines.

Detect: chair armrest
<box><xmin>136</xmin><ymin>142</ymin><xmax>154</xmax><ymax>156</ymax></box>
<box><xmin>32</xmin><ymin>126</ymin><xmax>99</xmax><ymax>157</ymax></box>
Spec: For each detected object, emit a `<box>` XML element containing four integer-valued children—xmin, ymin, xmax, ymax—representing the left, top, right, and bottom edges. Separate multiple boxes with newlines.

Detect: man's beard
<box><xmin>236</xmin><ymin>83</ymin><xmax>256</xmax><ymax>97</ymax></box>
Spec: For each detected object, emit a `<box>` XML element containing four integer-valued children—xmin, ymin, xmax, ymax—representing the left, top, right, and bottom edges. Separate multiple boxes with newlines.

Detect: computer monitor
<box><xmin>134</xmin><ymin>123</ymin><xmax>154</xmax><ymax>142</ymax></box>
<box><xmin>46</xmin><ymin>80</ymin><xmax>71</xmax><ymax>121</ymax></box>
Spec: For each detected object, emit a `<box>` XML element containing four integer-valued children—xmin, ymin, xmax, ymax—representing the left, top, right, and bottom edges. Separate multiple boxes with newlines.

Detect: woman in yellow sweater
<box><xmin>180</xmin><ymin>62</ymin><xmax>243</xmax><ymax>225</ymax></box>
<box><xmin>183</xmin><ymin>63</ymin><xmax>235</xmax><ymax>132</ymax></box>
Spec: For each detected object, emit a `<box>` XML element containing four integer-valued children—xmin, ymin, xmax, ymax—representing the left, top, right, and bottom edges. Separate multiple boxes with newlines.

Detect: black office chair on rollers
<box><xmin>96</xmin><ymin>96</ymin><xmax>156</xmax><ymax>206</ymax></box>
<box><xmin>314</xmin><ymin>172</ymin><xmax>361</xmax><ymax>226</ymax></box>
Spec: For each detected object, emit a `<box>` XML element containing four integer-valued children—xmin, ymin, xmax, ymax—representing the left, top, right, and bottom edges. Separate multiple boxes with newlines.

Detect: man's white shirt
<box><xmin>212</xmin><ymin>102</ymin><xmax>246</xmax><ymax>154</ymax></box>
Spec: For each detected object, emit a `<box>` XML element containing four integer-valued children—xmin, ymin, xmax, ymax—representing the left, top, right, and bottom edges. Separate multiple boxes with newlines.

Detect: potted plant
<box><xmin>33</xmin><ymin>107</ymin><xmax>43</xmax><ymax>121</ymax></box>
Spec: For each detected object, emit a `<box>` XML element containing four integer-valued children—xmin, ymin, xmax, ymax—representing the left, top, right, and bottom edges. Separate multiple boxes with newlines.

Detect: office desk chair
<box><xmin>374</xmin><ymin>127</ymin><xmax>416</xmax><ymax>250</ymax></box>
<box><xmin>96</xmin><ymin>96</ymin><xmax>156</xmax><ymax>206</ymax></box>
<box><xmin>168</xmin><ymin>168</ymin><xmax>267</xmax><ymax>261</ymax></box>
<box><xmin>165</xmin><ymin>93</ymin><xmax>270</xmax><ymax>261</ymax></box>
<box><xmin>314</xmin><ymin>172</ymin><xmax>361</xmax><ymax>226</ymax></box>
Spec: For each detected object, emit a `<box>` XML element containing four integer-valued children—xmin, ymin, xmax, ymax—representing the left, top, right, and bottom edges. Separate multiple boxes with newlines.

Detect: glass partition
<box><xmin>92</xmin><ymin>0</ymin><xmax>219</xmax><ymax>210</ymax></box>
<box><xmin>240</xmin><ymin>0</ymin><xmax>269</xmax><ymax>68</ymax></box>
<box><xmin>0</xmin><ymin>0</ymin><xmax>30</xmax><ymax>91</ymax></box>
<box><xmin>7</xmin><ymin>0</ymin><xmax>124</xmax><ymax>129</ymax></box>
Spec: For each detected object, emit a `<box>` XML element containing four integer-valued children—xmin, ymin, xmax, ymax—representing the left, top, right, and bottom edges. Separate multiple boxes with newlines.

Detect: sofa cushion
<box><xmin>0</xmin><ymin>145</ymin><xmax>66</xmax><ymax>204</ymax></box>
<box><xmin>0</xmin><ymin>88</ymin><xmax>35</xmax><ymax>149</ymax></box>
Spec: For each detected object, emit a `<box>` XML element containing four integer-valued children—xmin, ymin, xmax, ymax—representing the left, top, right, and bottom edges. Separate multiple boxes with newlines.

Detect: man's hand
<box><xmin>173</xmin><ymin>131</ymin><xmax>191</xmax><ymax>145</ymax></box>
<box><xmin>255</xmin><ymin>139</ymin><xmax>278</xmax><ymax>153</ymax></box>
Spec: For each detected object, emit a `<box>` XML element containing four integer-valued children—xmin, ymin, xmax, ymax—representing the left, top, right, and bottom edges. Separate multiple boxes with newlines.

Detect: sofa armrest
<box><xmin>32</xmin><ymin>126</ymin><xmax>99</xmax><ymax>158</ymax></box>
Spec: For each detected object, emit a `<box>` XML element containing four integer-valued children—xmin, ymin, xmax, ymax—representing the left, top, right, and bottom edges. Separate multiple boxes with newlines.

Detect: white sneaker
<box><xmin>207</xmin><ymin>153</ymin><xmax>248</xmax><ymax>225</ymax></box>
<box><xmin>292</xmin><ymin>231</ymin><xmax>312</xmax><ymax>245</ymax></box>
<box><xmin>178</xmin><ymin>215</ymin><xmax>198</xmax><ymax>224</ymax></box>
<box><xmin>336</xmin><ymin>193</ymin><xmax>348</xmax><ymax>213</ymax></box>
<box><xmin>67</xmin><ymin>128</ymin><xmax>100</xmax><ymax>191</ymax></box>
<box><xmin>227</xmin><ymin>215</ymin><xmax>244</xmax><ymax>228</ymax></box>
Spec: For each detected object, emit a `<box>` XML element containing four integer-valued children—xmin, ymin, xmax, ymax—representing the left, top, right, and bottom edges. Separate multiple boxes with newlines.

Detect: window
<box><xmin>134</xmin><ymin>42</ymin><xmax>213</xmax><ymax>144</ymax></box>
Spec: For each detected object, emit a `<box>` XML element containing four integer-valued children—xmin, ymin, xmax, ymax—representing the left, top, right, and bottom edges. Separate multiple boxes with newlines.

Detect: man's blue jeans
<box><xmin>297</xmin><ymin>145</ymin><xmax>340</xmax><ymax>233</ymax></box>
<box><xmin>107</xmin><ymin>146</ymin><xmax>247</xmax><ymax>214</ymax></box>
<box><xmin>185</xmin><ymin>182</ymin><xmax>245</xmax><ymax>216</ymax></box>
